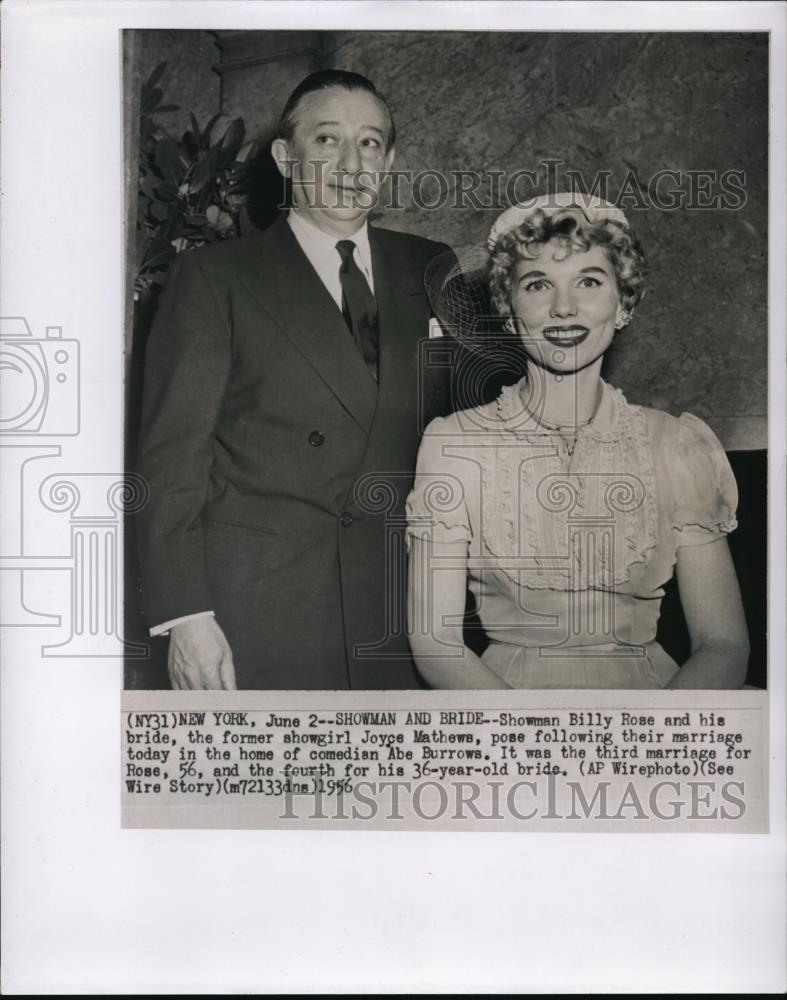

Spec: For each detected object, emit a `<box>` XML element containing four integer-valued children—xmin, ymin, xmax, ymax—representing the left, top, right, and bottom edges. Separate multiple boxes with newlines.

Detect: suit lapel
<box><xmin>335</xmin><ymin>224</ymin><xmax>436</xmax><ymax>520</ymax></box>
<box><xmin>237</xmin><ymin>215</ymin><xmax>377</xmax><ymax>433</ymax></box>
<box><xmin>368</xmin><ymin>226</ymin><xmax>428</xmax><ymax>438</ymax></box>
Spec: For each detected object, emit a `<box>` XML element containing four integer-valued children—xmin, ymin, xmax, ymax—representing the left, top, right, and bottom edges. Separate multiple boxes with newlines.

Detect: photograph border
<box><xmin>2</xmin><ymin>1</ymin><xmax>785</xmax><ymax>993</ymax></box>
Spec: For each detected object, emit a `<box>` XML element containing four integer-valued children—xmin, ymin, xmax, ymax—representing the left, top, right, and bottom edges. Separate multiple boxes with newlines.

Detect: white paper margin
<box><xmin>1</xmin><ymin>1</ymin><xmax>785</xmax><ymax>993</ymax></box>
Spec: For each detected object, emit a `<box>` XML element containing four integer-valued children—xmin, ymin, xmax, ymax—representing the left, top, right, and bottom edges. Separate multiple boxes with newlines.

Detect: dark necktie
<box><xmin>336</xmin><ymin>239</ymin><xmax>379</xmax><ymax>382</ymax></box>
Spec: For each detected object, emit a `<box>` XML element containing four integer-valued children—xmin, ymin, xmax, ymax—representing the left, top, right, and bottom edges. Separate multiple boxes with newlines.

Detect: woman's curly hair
<box><xmin>488</xmin><ymin>207</ymin><xmax>646</xmax><ymax>319</ymax></box>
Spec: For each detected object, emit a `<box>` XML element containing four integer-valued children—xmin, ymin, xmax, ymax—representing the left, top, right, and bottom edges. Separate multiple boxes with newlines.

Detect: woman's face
<box><xmin>511</xmin><ymin>238</ymin><xmax>622</xmax><ymax>374</ymax></box>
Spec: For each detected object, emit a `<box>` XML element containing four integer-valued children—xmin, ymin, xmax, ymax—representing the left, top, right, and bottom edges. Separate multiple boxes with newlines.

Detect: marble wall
<box><xmin>135</xmin><ymin>29</ymin><xmax>768</xmax><ymax>449</ymax></box>
<box><xmin>325</xmin><ymin>31</ymin><xmax>768</xmax><ymax>450</ymax></box>
<box><xmin>137</xmin><ymin>29</ymin><xmax>221</xmax><ymax>136</ymax></box>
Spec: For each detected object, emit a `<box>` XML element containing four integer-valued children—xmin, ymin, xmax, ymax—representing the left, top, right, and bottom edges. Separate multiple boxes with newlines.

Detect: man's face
<box><xmin>272</xmin><ymin>87</ymin><xmax>394</xmax><ymax>236</ymax></box>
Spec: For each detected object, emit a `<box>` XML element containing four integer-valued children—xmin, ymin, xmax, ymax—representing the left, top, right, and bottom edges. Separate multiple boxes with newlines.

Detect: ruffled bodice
<box><xmin>475</xmin><ymin>380</ymin><xmax>661</xmax><ymax>590</ymax></box>
<box><xmin>405</xmin><ymin>378</ymin><xmax>738</xmax><ymax>687</ymax></box>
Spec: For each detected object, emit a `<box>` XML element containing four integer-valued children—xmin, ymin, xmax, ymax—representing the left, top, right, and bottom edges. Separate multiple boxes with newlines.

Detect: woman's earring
<box><xmin>615</xmin><ymin>308</ymin><xmax>632</xmax><ymax>330</ymax></box>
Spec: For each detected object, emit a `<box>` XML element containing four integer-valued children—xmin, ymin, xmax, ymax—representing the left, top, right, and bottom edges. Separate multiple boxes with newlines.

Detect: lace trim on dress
<box><xmin>671</xmin><ymin>412</ymin><xmax>739</xmax><ymax>537</ymax></box>
<box><xmin>404</xmin><ymin>462</ymin><xmax>473</xmax><ymax>550</ymax></box>
<box><xmin>403</xmin><ymin>509</ymin><xmax>472</xmax><ymax>546</ymax></box>
<box><xmin>479</xmin><ymin>380</ymin><xmax>660</xmax><ymax>591</ymax></box>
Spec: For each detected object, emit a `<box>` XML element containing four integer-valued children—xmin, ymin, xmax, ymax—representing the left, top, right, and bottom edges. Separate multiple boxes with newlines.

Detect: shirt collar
<box><xmin>288</xmin><ymin>209</ymin><xmax>371</xmax><ymax>261</ymax></box>
<box><xmin>495</xmin><ymin>376</ymin><xmax>625</xmax><ymax>441</ymax></box>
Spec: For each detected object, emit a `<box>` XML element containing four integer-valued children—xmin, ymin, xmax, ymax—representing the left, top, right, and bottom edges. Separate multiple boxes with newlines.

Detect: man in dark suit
<box><xmin>137</xmin><ymin>70</ymin><xmax>452</xmax><ymax>690</ymax></box>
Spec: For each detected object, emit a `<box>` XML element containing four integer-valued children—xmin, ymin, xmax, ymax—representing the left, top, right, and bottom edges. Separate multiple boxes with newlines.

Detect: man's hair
<box><xmin>277</xmin><ymin>69</ymin><xmax>396</xmax><ymax>151</ymax></box>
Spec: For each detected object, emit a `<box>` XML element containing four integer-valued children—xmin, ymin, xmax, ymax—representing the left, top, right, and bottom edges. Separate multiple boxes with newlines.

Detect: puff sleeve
<box><xmin>405</xmin><ymin>415</ymin><xmax>473</xmax><ymax>547</ymax></box>
<box><xmin>672</xmin><ymin>413</ymin><xmax>738</xmax><ymax>547</ymax></box>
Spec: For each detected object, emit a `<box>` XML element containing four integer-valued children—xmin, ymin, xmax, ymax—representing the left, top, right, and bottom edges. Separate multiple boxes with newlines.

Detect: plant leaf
<box><xmin>154</xmin><ymin>180</ymin><xmax>179</xmax><ymax>201</ymax></box>
<box><xmin>135</xmin><ymin>229</ymin><xmax>151</xmax><ymax>257</ymax></box>
<box><xmin>139</xmin><ymin>173</ymin><xmax>159</xmax><ymax>199</ymax></box>
<box><xmin>236</xmin><ymin>140</ymin><xmax>257</xmax><ymax>164</ymax></box>
<box><xmin>142</xmin><ymin>246</ymin><xmax>177</xmax><ymax>270</ymax></box>
<box><xmin>149</xmin><ymin>200</ymin><xmax>171</xmax><ymax>222</ymax></box>
<box><xmin>142</xmin><ymin>61</ymin><xmax>168</xmax><ymax>101</ymax></box>
<box><xmin>189</xmin><ymin>144</ymin><xmax>222</xmax><ymax>193</ymax></box>
<box><xmin>181</xmin><ymin>129</ymin><xmax>199</xmax><ymax>160</ymax></box>
<box><xmin>154</xmin><ymin>135</ymin><xmax>185</xmax><ymax>183</ymax></box>
<box><xmin>219</xmin><ymin>117</ymin><xmax>245</xmax><ymax>165</ymax></box>
<box><xmin>140</xmin><ymin>116</ymin><xmax>157</xmax><ymax>141</ymax></box>
<box><xmin>147</xmin><ymin>235</ymin><xmax>176</xmax><ymax>257</ymax></box>
<box><xmin>201</xmin><ymin>113</ymin><xmax>222</xmax><ymax>146</ymax></box>
<box><xmin>141</xmin><ymin>86</ymin><xmax>164</xmax><ymax>115</ymax></box>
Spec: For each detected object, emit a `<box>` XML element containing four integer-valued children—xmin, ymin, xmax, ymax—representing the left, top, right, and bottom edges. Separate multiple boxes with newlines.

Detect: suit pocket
<box><xmin>205</xmin><ymin>518</ymin><xmax>279</xmax><ymax>538</ymax></box>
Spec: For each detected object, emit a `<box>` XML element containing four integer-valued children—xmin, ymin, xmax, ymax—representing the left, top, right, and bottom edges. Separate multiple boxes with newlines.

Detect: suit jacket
<box><xmin>137</xmin><ymin>213</ymin><xmax>453</xmax><ymax>689</ymax></box>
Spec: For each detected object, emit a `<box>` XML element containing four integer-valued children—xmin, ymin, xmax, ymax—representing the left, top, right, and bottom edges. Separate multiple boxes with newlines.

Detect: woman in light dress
<box><xmin>406</xmin><ymin>193</ymin><xmax>749</xmax><ymax>689</ymax></box>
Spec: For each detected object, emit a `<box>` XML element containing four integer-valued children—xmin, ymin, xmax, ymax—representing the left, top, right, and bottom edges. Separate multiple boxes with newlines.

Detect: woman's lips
<box><xmin>542</xmin><ymin>325</ymin><xmax>590</xmax><ymax>347</ymax></box>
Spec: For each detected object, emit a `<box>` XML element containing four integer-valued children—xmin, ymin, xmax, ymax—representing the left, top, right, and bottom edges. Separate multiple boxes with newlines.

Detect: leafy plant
<box><xmin>134</xmin><ymin>62</ymin><xmax>258</xmax><ymax>301</ymax></box>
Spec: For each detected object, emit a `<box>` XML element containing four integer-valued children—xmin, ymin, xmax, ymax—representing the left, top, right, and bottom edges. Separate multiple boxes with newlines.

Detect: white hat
<box><xmin>488</xmin><ymin>191</ymin><xmax>629</xmax><ymax>250</ymax></box>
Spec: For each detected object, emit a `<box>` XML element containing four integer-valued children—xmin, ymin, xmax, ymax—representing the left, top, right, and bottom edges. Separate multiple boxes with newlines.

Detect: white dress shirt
<box><xmin>287</xmin><ymin>208</ymin><xmax>375</xmax><ymax>306</ymax></box>
<box><xmin>150</xmin><ymin>210</ymin><xmax>375</xmax><ymax>637</ymax></box>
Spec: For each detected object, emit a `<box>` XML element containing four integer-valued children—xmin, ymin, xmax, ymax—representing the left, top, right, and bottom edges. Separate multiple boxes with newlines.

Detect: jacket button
<box><xmin>308</xmin><ymin>430</ymin><xmax>324</xmax><ymax>447</ymax></box>
<box><xmin>340</xmin><ymin>512</ymin><xmax>354</xmax><ymax>528</ymax></box>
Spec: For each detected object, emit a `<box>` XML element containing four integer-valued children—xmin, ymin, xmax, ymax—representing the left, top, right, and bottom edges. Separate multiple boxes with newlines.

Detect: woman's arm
<box><xmin>668</xmin><ymin>537</ymin><xmax>750</xmax><ymax>689</ymax></box>
<box><xmin>407</xmin><ymin>537</ymin><xmax>509</xmax><ymax>689</ymax></box>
